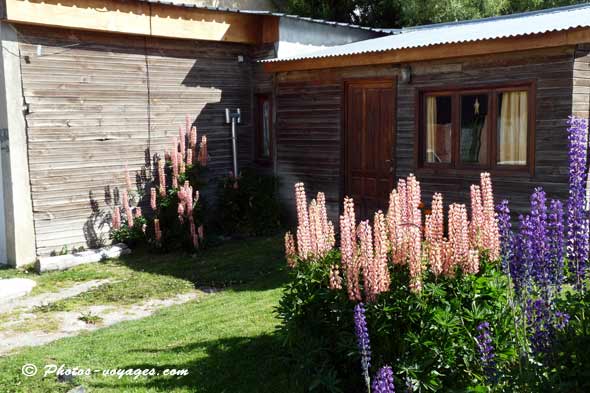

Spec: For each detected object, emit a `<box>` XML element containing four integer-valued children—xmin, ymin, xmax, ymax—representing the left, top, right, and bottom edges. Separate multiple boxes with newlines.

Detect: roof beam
<box><xmin>264</xmin><ymin>27</ymin><xmax>590</xmax><ymax>72</ymax></box>
<box><xmin>3</xmin><ymin>0</ymin><xmax>279</xmax><ymax>44</ymax></box>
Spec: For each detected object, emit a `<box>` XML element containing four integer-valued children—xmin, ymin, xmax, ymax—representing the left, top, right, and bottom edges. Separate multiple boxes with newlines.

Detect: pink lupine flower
<box><xmin>358</xmin><ymin>220</ymin><xmax>378</xmax><ymax>302</ymax></box>
<box><xmin>429</xmin><ymin>242</ymin><xmax>443</xmax><ymax>276</ymax></box>
<box><xmin>154</xmin><ymin>219</ymin><xmax>162</xmax><ymax>243</ymax></box>
<box><xmin>179</xmin><ymin>152</ymin><xmax>186</xmax><ymax>175</ymax></box>
<box><xmin>426</xmin><ymin>193</ymin><xmax>444</xmax><ymax>276</ymax></box>
<box><xmin>150</xmin><ymin>187</ymin><xmax>157</xmax><ymax>211</ymax></box>
<box><xmin>165</xmin><ymin>150</ymin><xmax>170</xmax><ymax>161</ymax></box>
<box><xmin>480</xmin><ymin>173</ymin><xmax>500</xmax><ymax>260</ymax></box>
<box><xmin>158</xmin><ymin>159</ymin><xmax>166</xmax><ymax>197</ymax></box>
<box><xmin>124</xmin><ymin>164</ymin><xmax>133</xmax><ymax>192</ymax></box>
<box><xmin>192</xmin><ymin>233</ymin><xmax>199</xmax><ymax>249</ymax></box>
<box><xmin>308</xmin><ymin>198</ymin><xmax>320</xmax><ymax>256</ymax></box>
<box><xmin>408</xmin><ymin>225</ymin><xmax>422</xmax><ymax>293</ymax></box>
<box><xmin>187</xmin><ymin>148</ymin><xmax>193</xmax><ymax>166</ymax></box>
<box><xmin>122</xmin><ymin>190</ymin><xmax>134</xmax><ymax>228</ymax></box>
<box><xmin>198</xmin><ymin>225</ymin><xmax>204</xmax><ymax>240</ymax></box>
<box><xmin>294</xmin><ymin>183</ymin><xmax>311</xmax><ymax>259</ymax></box>
<box><xmin>179</xmin><ymin>126</ymin><xmax>186</xmax><ymax>159</ymax></box>
<box><xmin>469</xmin><ymin>185</ymin><xmax>484</xmax><ymax>249</ymax></box>
<box><xmin>171</xmin><ymin>146</ymin><xmax>179</xmax><ymax>189</ymax></box>
<box><xmin>373</xmin><ymin>211</ymin><xmax>390</xmax><ymax>294</ymax></box>
<box><xmin>406</xmin><ymin>174</ymin><xmax>422</xmax><ymax>228</ymax></box>
<box><xmin>340</xmin><ymin>197</ymin><xmax>361</xmax><ymax>301</ymax></box>
<box><xmin>198</xmin><ymin>136</ymin><xmax>208</xmax><ymax>167</ymax></box>
<box><xmin>449</xmin><ymin>203</ymin><xmax>470</xmax><ymax>271</ymax></box>
<box><xmin>134</xmin><ymin>207</ymin><xmax>142</xmax><ymax>218</ymax></box>
<box><xmin>425</xmin><ymin>193</ymin><xmax>444</xmax><ymax>244</ymax></box>
<box><xmin>386</xmin><ymin>189</ymin><xmax>403</xmax><ymax>264</ymax></box>
<box><xmin>441</xmin><ymin>239</ymin><xmax>455</xmax><ymax>277</ymax></box>
<box><xmin>465</xmin><ymin>249</ymin><xmax>480</xmax><ymax>274</ymax></box>
<box><xmin>190</xmin><ymin>126</ymin><xmax>197</xmax><ymax>149</ymax></box>
<box><xmin>177</xmin><ymin>202</ymin><xmax>185</xmax><ymax>222</ymax></box>
<box><xmin>284</xmin><ymin>231</ymin><xmax>297</xmax><ymax>267</ymax></box>
<box><xmin>329</xmin><ymin>265</ymin><xmax>343</xmax><ymax>290</ymax></box>
<box><xmin>112</xmin><ymin>207</ymin><xmax>121</xmax><ymax>230</ymax></box>
<box><xmin>194</xmin><ymin>190</ymin><xmax>199</xmax><ymax>204</ymax></box>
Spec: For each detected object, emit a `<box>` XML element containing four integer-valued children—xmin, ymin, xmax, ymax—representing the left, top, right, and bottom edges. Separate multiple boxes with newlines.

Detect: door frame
<box><xmin>341</xmin><ymin>77</ymin><xmax>397</xmax><ymax>209</ymax></box>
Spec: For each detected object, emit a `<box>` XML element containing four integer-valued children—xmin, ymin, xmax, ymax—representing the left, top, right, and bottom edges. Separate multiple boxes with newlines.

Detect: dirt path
<box><xmin>0</xmin><ymin>280</ymin><xmax>112</xmax><ymax>314</ymax></box>
<box><xmin>0</xmin><ymin>292</ymin><xmax>199</xmax><ymax>356</ymax></box>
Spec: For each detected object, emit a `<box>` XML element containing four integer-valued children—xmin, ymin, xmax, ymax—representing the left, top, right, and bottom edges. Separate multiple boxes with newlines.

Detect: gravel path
<box><xmin>0</xmin><ymin>292</ymin><xmax>199</xmax><ymax>356</ymax></box>
<box><xmin>0</xmin><ymin>280</ymin><xmax>112</xmax><ymax>315</ymax></box>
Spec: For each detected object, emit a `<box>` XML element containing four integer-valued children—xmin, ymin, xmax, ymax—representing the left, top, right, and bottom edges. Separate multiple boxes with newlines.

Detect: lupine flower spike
<box><xmin>354</xmin><ymin>303</ymin><xmax>372</xmax><ymax>393</ymax></box>
<box><xmin>475</xmin><ymin>322</ymin><xmax>497</xmax><ymax>384</ymax></box>
<box><xmin>566</xmin><ymin>116</ymin><xmax>589</xmax><ymax>289</ymax></box>
<box><xmin>372</xmin><ymin>366</ymin><xmax>395</xmax><ymax>393</ymax></box>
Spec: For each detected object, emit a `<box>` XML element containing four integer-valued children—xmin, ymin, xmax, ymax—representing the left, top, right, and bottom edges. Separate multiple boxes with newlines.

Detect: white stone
<box><xmin>0</xmin><ymin>278</ymin><xmax>36</xmax><ymax>300</ymax></box>
<box><xmin>36</xmin><ymin>243</ymin><xmax>130</xmax><ymax>273</ymax></box>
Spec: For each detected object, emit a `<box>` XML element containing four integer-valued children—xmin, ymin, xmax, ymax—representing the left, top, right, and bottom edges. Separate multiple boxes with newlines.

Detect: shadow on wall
<box><xmin>82</xmin><ymin>52</ymin><xmax>253</xmax><ymax>250</ymax></box>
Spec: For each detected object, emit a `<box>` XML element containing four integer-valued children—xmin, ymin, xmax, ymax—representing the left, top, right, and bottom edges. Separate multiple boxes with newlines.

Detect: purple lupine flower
<box><xmin>555</xmin><ymin>310</ymin><xmax>570</xmax><ymax>330</ymax></box>
<box><xmin>530</xmin><ymin>188</ymin><xmax>551</xmax><ymax>294</ymax></box>
<box><xmin>547</xmin><ymin>199</ymin><xmax>565</xmax><ymax>292</ymax></box>
<box><xmin>354</xmin><ymin>303</ymin><xmax>372</xmax><ymax>392</ymax></box>
<box><xmin>566</xmin><ymin>116</ymin><xmax>589</xmax><ymax>289</ymax></box>
<box><xmin>372</xmin><ymin>366</ymin><xmax>395</xmax><ymax>393</ymax></box>
<box><xmin>497</xmin><ymin>200</ymin><xmax>513</xmax><ymax>275</ymax></box>
<box><xmin>512</xmin><ymin>214</ymin><xmax>535</xmax><ymax>297</ymax></box>
<box><xmin>526</xmin><ymin>299</ymin><xmax>570</xmax><ymax>354</ymax></box>
<box><xmin>475</xmin><ymin>322</ymin><xmax>497</xmax><ymax>383</ymax></box>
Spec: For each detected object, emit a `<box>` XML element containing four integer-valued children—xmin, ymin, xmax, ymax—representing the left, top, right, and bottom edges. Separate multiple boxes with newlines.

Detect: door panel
<box><xmin>345</xmin><ymin>80</ymin><xmax>396</xmax><ymax>219</ymax></box>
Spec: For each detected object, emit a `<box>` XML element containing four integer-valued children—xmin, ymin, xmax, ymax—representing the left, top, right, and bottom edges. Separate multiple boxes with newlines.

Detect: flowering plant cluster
<box><xmin>110</xmin><ymin>115</ymin><xmax>208</xmax><ymax>251</ymax></box>
<box><xmin>278</xmin><ymin>116</ymin><xmax>590</xmax><ymax>393</ymax></box>
<box><xmin>285</xmin><ymin>172</ymin><xmax>500</xmax><ymax>299</ymax></box>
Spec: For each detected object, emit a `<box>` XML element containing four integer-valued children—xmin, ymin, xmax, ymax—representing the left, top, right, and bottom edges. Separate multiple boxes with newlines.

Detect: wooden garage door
<box><xmin>345</xmin><ymin>79</ymin><xmax>396</xmax><ymax>219</ymax></box>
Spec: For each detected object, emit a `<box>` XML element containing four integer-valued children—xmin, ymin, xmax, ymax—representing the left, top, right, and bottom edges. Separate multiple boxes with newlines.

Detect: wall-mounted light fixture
<box><xmin>400</xmin><ymin>65</ymin><xmax>412</xmax><ymax>84</ymax></box>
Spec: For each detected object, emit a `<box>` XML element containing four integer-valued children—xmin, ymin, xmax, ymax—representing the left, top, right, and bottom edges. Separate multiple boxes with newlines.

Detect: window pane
<box><xmin>261</xmin><ymin>100</ymin><xmax>271</xmax><ymax>158</ymax></box>
<box><xmin>425</xmin><ymin>95</ymin><xmax>452</xmax><ymax>163</ymax></box>
<box><xmin>460</xmin><ymin>94</ymin><xmax>489</xmax><ymax>165</ymax></box>
<box><xmin>497</xmin><ymin>91</ymin><xmax>528</xmax><ymax>166</ymax></box>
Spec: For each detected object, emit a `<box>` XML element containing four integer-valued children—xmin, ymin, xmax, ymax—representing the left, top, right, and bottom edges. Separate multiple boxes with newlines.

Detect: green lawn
<box><xmin>0</xmin><ymin>237</ymin><xmax>298</xmax><ymax>393</ymax></box>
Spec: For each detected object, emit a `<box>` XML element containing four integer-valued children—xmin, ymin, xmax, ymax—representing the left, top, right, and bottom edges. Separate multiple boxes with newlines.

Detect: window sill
<box><xmin>415</xmin><ymin>167</ymin><xmax>534</xmax><ymax>178</ymax></box>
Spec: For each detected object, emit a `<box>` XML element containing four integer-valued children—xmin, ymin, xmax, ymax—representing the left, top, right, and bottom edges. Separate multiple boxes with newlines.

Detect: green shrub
<box><xmin>216</xmin><ymin>169</ymin><xmax>282</xmax><ymax>236</ymax></box>
<box><xmin>277</xmin><ymin>255</ymin><xmax>521</xmax><ymax>393</ymax></box>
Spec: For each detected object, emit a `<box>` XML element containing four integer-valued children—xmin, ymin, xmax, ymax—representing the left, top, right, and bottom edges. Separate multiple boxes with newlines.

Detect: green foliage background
<box><xmin>273</xmin><ymin>0</ymin><xmax>587</xmax><ymax>28</ymax></box>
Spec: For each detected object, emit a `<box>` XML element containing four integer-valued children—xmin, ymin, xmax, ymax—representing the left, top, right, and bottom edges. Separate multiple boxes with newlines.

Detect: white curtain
<box><xmin>426</xmin><ymin>96</ymin><xmax>437</xmax><ymax>163</ymax></box>
<box><xmin>498</xmin><ymin>91</ymin><xmax>527</xmax><ymax>165</ymax></box>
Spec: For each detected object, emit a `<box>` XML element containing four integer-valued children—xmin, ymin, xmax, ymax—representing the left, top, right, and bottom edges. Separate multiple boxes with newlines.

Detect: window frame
<box><xmin>255</xmin><ymin>93</ymin><xmax>273</xmax><ymax>164</ymax></box>
<box><xmin>415</xmin><ymin>81</ymin><xmax>535</xmax><ymax>177</ymax></box>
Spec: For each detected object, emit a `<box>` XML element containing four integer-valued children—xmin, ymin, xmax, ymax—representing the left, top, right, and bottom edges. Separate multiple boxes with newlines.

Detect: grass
<box><xmin>0</xmin><ymin>236</ymin><xmax>296</xmax><ymax>393</ymax></box>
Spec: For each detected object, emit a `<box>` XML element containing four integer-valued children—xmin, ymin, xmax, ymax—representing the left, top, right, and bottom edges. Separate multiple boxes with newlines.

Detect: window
<box><xmin>419</xmin><ymin>83</ymin><xmax>533</xmax><ymax>173</ymax></box>
<box><xmin>256</xmin><ymin>94</ymin><xmax>272</xmax><ymax>162</ymax></box>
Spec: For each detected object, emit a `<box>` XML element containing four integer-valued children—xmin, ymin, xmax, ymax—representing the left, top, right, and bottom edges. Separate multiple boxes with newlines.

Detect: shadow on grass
<box><xmin>88</xmin><ymin>334</ymin><xmax>301</xmax><ymax>393</ymax></box>
<box><xmin>113</xmin><ymin>236</ymin><xmax>289</xmax><ymax>293</ymax></box>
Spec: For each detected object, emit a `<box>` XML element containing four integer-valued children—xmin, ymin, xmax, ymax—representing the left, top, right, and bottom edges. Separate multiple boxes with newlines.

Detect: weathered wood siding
<box><xmin>275</xmin><ymin>80</ymin><xmax>343</xmax><ymax>220</ymax></box>
<box><xmin>18</xmin><ymin>25</ymin><xmax>257</xmax><ymax>255</ymax></box>
<box><xmin>275</xmin><ymin>47</ymin><xmax>577</xmax><ymax>218</ymax></box>
<box><xmin>398</xmin><ymin>47</ymin><xmax>574</xmax><ymax>212</ymax></box>
<box><xmin>573</xmin><ymin>44</ymin><xmax>590</xmax><ymax>119</ymax></box>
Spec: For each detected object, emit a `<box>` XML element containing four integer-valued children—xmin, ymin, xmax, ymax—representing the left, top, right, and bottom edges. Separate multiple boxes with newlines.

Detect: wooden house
<box><xmin>262</xmin><ymin>4</ymin><xmax>590</xmax><ymax>221</ymax></box>
<box><xmin>0</xmin><ymin>0</ymin><xmax>385</xmax><ymax>266</ymax></box>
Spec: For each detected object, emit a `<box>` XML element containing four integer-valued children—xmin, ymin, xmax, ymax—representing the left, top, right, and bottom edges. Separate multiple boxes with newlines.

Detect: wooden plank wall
<box><xmin>573</xmin><ymin>44</ymin><xmax>590</xmax><ymax>119</ymax></box>
<box><xmin>17</xmin><ymin>25</ymin><xmax>256</xmax><ymax>255</ymax></box>
<box><xmin>275</xmin><ymin>47</ymin><xmax>576</xmax><ymax>220</ymax></box>
<box><xmin>275</xmin><ymin>80</ymin><xmax>343</xmax><ymax>221</ymax></box>
<box><xmin>397</xmin><ymin>47</ymin><xmax>574</xmax><ymax>213</ymax></box>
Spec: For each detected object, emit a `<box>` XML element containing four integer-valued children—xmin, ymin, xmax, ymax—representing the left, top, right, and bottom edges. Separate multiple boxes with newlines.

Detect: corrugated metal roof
<box><xmin>136</xmin><ymin>0</ymin><xmax>397</xmax><ymax>34</ymax></box>
<box><xmin>262</xmin><ymin>3</ymin><xmax>590</xmax><ymax>63</ymax></box>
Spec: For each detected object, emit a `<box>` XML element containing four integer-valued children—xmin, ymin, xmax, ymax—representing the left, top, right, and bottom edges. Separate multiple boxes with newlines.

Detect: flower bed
<box><xmin>278</xmin><ymin>116</ymin><xmax>590</xmax><ymax>392</ymax></box>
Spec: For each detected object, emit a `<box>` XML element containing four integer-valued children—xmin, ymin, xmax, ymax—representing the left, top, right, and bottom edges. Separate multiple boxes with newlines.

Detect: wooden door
<box><xmin>345</xmin><ymin>80</ymin><xmax>396</xmax><ymax>219</ymax></box>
